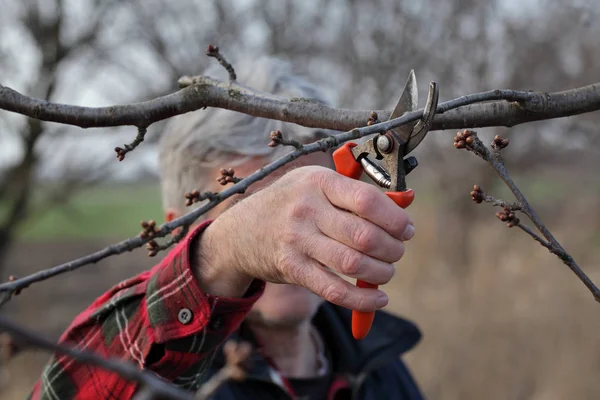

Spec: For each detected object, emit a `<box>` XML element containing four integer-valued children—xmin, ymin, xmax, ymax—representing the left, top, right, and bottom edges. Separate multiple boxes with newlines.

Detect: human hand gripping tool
<box><xmin>332</xmin><ymin>70</ymin><xmax>439</xmax><ymax>339</ymax></box>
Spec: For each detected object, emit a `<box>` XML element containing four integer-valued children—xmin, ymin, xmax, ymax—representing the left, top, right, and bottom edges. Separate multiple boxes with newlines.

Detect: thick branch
<box><xmin>0</xmin><ymin>315</ymin><xmax>194</xmax><ymax>400</ymax></box>
<box><xmin>1</xmin><ymin>78</ymin><xmax>599</xmax><ymax>132</ymax></box>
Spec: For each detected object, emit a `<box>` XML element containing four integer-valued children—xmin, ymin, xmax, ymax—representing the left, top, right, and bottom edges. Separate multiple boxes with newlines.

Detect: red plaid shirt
<box><xmin>28</xmin><ymin>221</ymin><xmax>265</xmax><ymax>400</ymax></box>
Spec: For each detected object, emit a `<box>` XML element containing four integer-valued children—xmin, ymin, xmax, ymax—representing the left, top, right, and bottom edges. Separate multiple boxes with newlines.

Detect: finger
<box><xmin>320</xmin><ymin>171</ymin><xmax>414</xmax><ymax>241</ymax></box>
<box><xmin>290</xmin><ymin>258</ymin><xmax>389</xmax><ymax>312</ymax></box>
<box><xmin>303</xmin><ymin>233</ymin><xmax>395</xmax><ymax>285</ymax></box>
<box><xmin>315</xmin><ymin>206</ymin><xmax>405</xmax><ymax>263</ymax></box>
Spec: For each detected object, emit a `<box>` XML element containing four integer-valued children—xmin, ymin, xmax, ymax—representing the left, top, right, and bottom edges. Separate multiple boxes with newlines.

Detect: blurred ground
<box><xmin>2</xmin><ymin>176</ymin><xmax>600</xmax><ymax>400</ymax></box>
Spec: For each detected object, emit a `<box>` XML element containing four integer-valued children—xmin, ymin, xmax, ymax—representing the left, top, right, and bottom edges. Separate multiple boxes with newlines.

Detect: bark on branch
<box><xmin>1</xmin><ymin>78</ymin><xmax>599</xmax><ymax>132</ymax></box>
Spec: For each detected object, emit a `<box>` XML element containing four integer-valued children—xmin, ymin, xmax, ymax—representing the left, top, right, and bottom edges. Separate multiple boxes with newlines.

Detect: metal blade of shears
<box><xmin>404</xmin><ymin>81</ymin><xmax>440</xmax><ymax>155</ymax></box>
<box><xmin>388</xmin><ymin>70</ymin><xmax>418</xmax><ymax>145</ymax></box>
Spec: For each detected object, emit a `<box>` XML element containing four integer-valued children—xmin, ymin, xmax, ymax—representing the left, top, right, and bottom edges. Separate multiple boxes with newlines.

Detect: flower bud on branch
<box><xmin>471</xmin><ymin>185</ymin><xmax>484</xmax><ymax>204</ymax></box>
<box><xmin>495</xmin><ymin>206</ymin><xmax>520</xmax><ymax>227</ymax></box>
<box><xmin>492</xmin><ymin>135</ymin><xmax>510</xmax><ymax>150</ymax></box>
<box><xmin>268</xmin><ymin>130</ymin><xmax>302</xmax><ymax>149</ymax></box>
<box><xmin>206</xmin><ymin>44</ymin><xmax>237</xmax><ymax>82</ymax></box>
<box><xmin>183</xmin><ymin>190</ymin><xmax>217</xmax><ymax>206</ymax></box>
<box><xmin>114</xmin><ymin>127</ymin><xmax>148</xmax><ymax>161</ymax></box>
<box><xmin>217</xmin><ymin>168</ymin><xmax>242</xmax><ymax>186</ymax></box>
<box><xmin>453</xmin><ymin>129</ymin><xmax>475</xmax><ymax>149</ymax></box>
<box><xmin>139</xmin><ymin>220</ymin><xmax>158</xmax><ymax>239</ymax></box>
<box><xmin>146</xmin><ymin>240</ymin><xmax>159</xmax><ymax>257</ymax></box>
<box><xmin>367</xmin><ymin>111</ymin><xmax>379</xmax><ymax>126</ymax></box>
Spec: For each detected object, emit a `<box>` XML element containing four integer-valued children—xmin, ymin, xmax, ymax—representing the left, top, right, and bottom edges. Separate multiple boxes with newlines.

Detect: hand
<box><xmin>195</xmin><ymin>166</ymin><xmax>415</xmax><ymax>312</ymax></box>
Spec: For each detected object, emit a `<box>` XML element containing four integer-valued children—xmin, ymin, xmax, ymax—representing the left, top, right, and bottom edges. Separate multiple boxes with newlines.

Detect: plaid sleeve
<box><xmin>28</xmin><ymin>221</ymin><xmax>265</xmax><ymax>400</ymax></box>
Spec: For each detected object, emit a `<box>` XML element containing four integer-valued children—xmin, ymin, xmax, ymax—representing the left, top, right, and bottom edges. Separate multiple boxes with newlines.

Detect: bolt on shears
<box><xmin>332</xmin><ymin>70</ymin><xmax>439</xmax><ymax>340</ymax></box>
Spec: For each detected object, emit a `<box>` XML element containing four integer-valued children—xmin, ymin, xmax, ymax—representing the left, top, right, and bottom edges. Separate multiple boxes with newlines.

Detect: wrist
<box><xmin>192</xmin><ymin>220</ymin><xmax>254</xmax><ymax>298</ymax></box>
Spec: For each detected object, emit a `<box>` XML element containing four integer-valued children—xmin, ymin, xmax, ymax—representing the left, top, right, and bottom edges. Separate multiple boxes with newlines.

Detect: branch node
<box><xmin>217</xmin><ymin>168</ymin><xmax>243</xmax><ymax>186</ymax></box>
<box><xmin>367</xmin><ymin>111</ymin><xmax>379</xmax><ymax>126</ymax></box>
<box><xmin>184</xmin><ymin>190</ymin><xmax>218</xmax><ymax>206</ymax></box>
<box><xmin>8</xmin><ymin>276</ymin><xmax>20</xmax><ymax>296</ymax></box>
<box><xmin>453</xmin><ymin>129</ymin><xmax>491</xmax><ymax>160</ymax></box>
<box><xmin>139</xmin><ymin>220</ymin><xmax>159</xmax><ymax>239</ymax></box>
<box><xmin>453</xmin><ymin>129</ymin><xmax>475</xmax><ymax>149</ymax></box>
<box><xmin>495</xmin><ymin>206</ymin><xmax>520</xmax><ymax>227</ymax></box>
<box><xmin>268</xmin><ymin>130</ymin><xmax>302</xmax><ymax>149</ymax></box>
<box><xmin>146</xmin><ymin>240</ymin><xmax>159</xmax><ymax>257</ymax></box>
<box><xmin>491</xmin><ymin>134</ymin><xmax>510</xmax><ymax>150</ymax></box>
<box><xmin>206</xmin><ymin>44</ymin><xmax>237</xmax><ymax>82</ymax></box>
<box><xmin>470</xmin><ymin>184</ymin><xmax>484</xmax><ymax>204</ymax></box>
<box><xmin>146</xmin><ymin>225</ymin><xmax>190</xmax><ymax>257</ymax></box>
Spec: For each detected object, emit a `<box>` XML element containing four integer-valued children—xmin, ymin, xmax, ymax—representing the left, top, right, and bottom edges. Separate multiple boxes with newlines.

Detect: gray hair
<box><xmin>158</xmin><ymin>56</ymin><xmax>335</xmax><ymax>213</ymax></box>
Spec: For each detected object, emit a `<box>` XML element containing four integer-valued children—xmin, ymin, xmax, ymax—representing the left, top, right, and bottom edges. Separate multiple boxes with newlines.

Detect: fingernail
<box><xmin>401</xmin><ymin>224</ymin><xmax>415</xmax><ymax>241</ymax></box>
<box><xmin>376</xmin><ymin>295</ymin><xmax>389</xmax><ymax>308</ymax></box>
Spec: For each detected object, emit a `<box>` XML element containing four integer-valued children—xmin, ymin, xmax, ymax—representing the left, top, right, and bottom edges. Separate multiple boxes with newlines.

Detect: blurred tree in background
<box><xmin>2</xmin><ymin>0</ymin><xmax>599</xmax><ymax>271</ymax></box>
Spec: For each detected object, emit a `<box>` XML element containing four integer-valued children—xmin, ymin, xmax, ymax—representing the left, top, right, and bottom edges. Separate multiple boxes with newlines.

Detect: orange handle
<box><xmin>332</xmin><ymin>144</ymin><xmax>416</xmax><ymax>340</ymax></box>
<box><xmin>332</xmin><ymin>142</ymin><xmax>362</xmax><ymax>179</ymax></box>
<box><xmin>352</xmin><ymin>189</ymin><xmax>414</xmax><ymax>339</ymax></box>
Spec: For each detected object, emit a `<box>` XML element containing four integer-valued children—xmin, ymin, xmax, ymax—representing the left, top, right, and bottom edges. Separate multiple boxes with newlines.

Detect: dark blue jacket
<box><xmin>201</xmin><ymin>302</ymin><xmax>425</xmax><ymax>399</ymax></box>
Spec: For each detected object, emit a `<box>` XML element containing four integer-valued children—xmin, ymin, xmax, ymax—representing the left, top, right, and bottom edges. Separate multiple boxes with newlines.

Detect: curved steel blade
<box><xmin>388</xmin><ymin>70</ymin><xmax>418</xmax><ymax>144</ymax></box>
<box><xmin>404</xmin><ymin>81</ymin><xmax>439</xmax><ymax>155</ymax></box>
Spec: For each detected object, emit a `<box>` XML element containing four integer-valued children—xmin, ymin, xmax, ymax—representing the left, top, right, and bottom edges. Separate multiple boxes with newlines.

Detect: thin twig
<box><xmin>195</xmin><ymin>340</ymin><xmax>251</xmax><ymax>400</ymax></box>
<box><xmin>115</xmin><ymin>126</ymin><xmax>148</xmax><ymax>161</ymax></box>
<box><xmin>483</xmin><ymin>194</ymin><xmax>522</xmax><ymax>211</ymax></box>
<box><xmin>148</xmin><ymin>224</ymin><xmax>191</xmax><ymax>257</ymax></box>
<box><xmin>0</xmin><ymin>123</ymin><xmax>377</xmax><ymax>295</ymax></box>
<box><xmin>0</xmin><ymin>315</ymin><xmax>194</xmax><ymax>400</ymax></box>
<box><xmin>195</xmin><ymin>368</ymin><xmax>231</xmax><ymax>399</ymax></box>
<box><xmin>0</xmin><ymin>292</ymin><xmax>10</xmax><ymax>308</ymax></box>
<box><xmin>516</xmin><ymin>221</ymin><xmax>553</xmax><ymax>250</ymax></box>
<box><xmin>205</xmin><ymin>45</ymin><xmax>236</xmax><ymax>82</ymax></box>
<box><xmin>458</xmin><ymin>130</ymin><xmax>600</xmax><ymax>302</ymax></box>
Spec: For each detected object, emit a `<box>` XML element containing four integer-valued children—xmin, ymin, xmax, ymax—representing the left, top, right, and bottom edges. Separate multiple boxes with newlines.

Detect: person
<box><xmin>29</xmin><ymin>57</ymin><xmax>425</xmax><ymax>399</ymax></box>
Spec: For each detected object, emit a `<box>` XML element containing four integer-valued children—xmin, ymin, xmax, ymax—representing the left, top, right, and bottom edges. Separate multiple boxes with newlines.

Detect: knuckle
<box><xmin>379</xmin><ymin>263</ymin><xmax>395</xmax><ymax>283</ymax></box>
<box><xmin>339</xmin><ymin>249</ymin><xmax>363</xmax><ymax>276</ymax></box>
<box><xmin>355</xmin><ymin>294</ymin><xmax>368</xmax><ymax>312</ymax></box>
<box><xmin>300</xmin><ymin>167</ymin><xmax>330</xmax><ymax>189</ymax></box>
<box><xmin>353</xmin><ymin>186</ymin><xmax>378</xmax><ymax>215</ymax></box>
<box><xmin>323</xmin><ymin>282</ymin><xmax>347</xmax><ymax>304</ymax></box>
<box><xmin>352</xmin><ymin>224</ymin><xmax>377</xmax><ymax>253</ymax></box>
<box><xmin>281</xmin><ymin>225</ymin><xmax>302</xmax><ymax>246</ymax></box>
<box><xmin>288</xmin><ymin>196</ymin><xmax>314</xmax><ymax>220</ymax></box>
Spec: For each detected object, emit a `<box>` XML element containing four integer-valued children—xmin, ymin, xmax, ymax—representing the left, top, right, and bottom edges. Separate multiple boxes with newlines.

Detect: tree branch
<box><xmin>2</xmin><ymin>78</ymin><xmax>600</xmax><ymax>297</ymax></box>
<box><xmin>457</xmin><ymin>130</ymin><xmax>600</xmax><ymax>302</ymax></box>
<box><xmin>0</xmin><ymin>315</ymin><xmax>194</xmax><ymax>400</ymax></box>
<box><xmin>0</xmin><ymin>123</ymin><xmax>377</xmax><ymax>295</ymax></box>
<box><xmin>1</xmin><ymin>78</ymin><xmax>598</xmax><ymax>133</ymax></box>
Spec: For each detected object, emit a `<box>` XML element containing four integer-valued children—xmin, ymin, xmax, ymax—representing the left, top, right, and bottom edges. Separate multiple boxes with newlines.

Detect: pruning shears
<box><xmin>332</xmin><ymin>70</ymin><xmax>439</xmax><ymax>340</ymax></box>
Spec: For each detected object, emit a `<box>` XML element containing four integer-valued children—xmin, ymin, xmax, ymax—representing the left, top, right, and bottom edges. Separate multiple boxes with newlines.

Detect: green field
<box><xmin>2</xmin><ymin>171</ymin><xmax>589</xmax><ymax>241</ymax></box>
<box><xmin>12</xmin><ymin>183</ymin><xmax>164</xmax><ymax>240</ymax></box>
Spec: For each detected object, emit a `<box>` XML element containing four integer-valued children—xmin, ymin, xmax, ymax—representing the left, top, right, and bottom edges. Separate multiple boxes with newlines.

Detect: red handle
<box><xmin>352</xmin><ymin>189</ymin><xmax>414</xmax><ymax>339</ymax></box>
<box><xmin>332</xmin><ymin>142</ymin><xmax>362</xmax><ymax>179</ymax></box>
<box><xmin>332</xmin><ymin>144</ymin><xmax>415</xmax><ymax>340</ymax></box>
